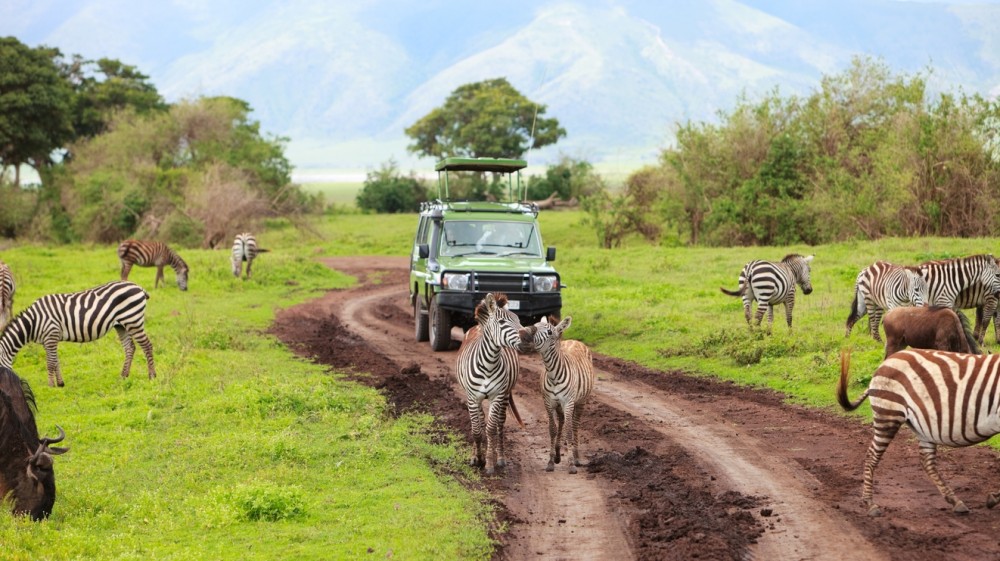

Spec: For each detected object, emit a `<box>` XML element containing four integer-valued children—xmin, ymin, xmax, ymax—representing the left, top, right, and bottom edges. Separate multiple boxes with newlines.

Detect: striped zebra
<box><xmin>720</xmin><ymin>254</ymin><xmax>814</xmax><ymax>332</ymax></box>
<box><xmin>838</xmin><ymin>349</ymin><xmax>1000</xmax><ymax>516</ymax></box>
<box><xmin>953</xmin><ymin>282</ymin><xmax>1000</xmax><ymax>345</ymax></box>
<box><xmin>919</xmin><ymin>254</ymin><xmax>1000</xmax><ymax>343</ymax></box>
<box><xmin>0</xmin><ymin>281</ymin><xmax>156</xmax><ymax>387</ymax></box>
<box><xmin>117</xmin><ymin>240</ymin><xmax>189</xmax><ymax>291</ymax></box>
<box><xmin>456</xmin><ymin>292</ymin><xmax>524</xmax><ymax>475</ymax></box>
<box><xmin>519</xmin><ymin>315</ymin><xmax>595</xmax><ymax>474</ymax></box>
<box><xmin>845</xmin><ymin>261</ymin><xmax>927</xmax><ymax>342</ymax></box>
<box><xmin>0</xmin><ymin>260</ymin><xmax>15</xmax><ymax>331</ymax></box>
<box><xmin>231</xmin><ymin>233</ymin><xmax>268</xmax><ymax>279</ymax></box>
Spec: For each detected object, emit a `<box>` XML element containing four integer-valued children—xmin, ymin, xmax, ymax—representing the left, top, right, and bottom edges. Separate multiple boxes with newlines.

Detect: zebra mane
<box><xmin>782</xmin><ymin>254</ymin><xmax>803</xmax><ymax>262</ymax></box>
<box><xmin>474</xmin><ymin>293</ymin><xmax>509</xmax><ymax>323</ymax></box>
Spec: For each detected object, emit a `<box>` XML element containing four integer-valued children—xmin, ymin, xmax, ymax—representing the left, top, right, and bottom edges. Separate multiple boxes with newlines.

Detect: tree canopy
<box><xmin>405</xmin><ymin>78</ymin><xmax>566</xmax><ymax>160</ymax></box>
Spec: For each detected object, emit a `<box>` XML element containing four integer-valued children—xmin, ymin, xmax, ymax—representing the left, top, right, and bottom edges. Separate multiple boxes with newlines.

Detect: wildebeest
<box><xmin>0</xmin><ymin>366</ymin><xmax>68</xmax><ymax>520</ymax></box>
<box><xmin>881</xmin><ymin>306</ymin><xmax>982</xmax><ymax>358</ymax></box>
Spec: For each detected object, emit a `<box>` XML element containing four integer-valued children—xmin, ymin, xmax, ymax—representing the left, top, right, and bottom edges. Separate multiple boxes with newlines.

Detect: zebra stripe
<box><xmin>838</xmin><ymin>349</ymin><xmax>1000</xmax><ymax>516</ymax></box>
<box><xmin>953</xmin><ymin>281</ymin><xmax>1000</xmax><ymax>344</ymax></box>
<box><xmin>919</xmin><ymin>254</ymin><xmax>1000</xmax><ymax>343</ymax></box>
<box><xmin>232</xmin><ymin>233</ymin><xmax>267</xmax><ymax>278</ymax></box>
<box><xmin>117</xmin><ymin>240</ymin><xmax>189</xmax><ymax>291</ymax></box>
<box><xmin>720</xmin><ymin>254</ymin><xmax>814</xmax><ymax>331</ymax></box>
<box><xmin>520</xmin><ymin>315</ymin><xmax>594</xmax><ymax>473</ymax></box>
<box><xmin>456</xmin><ymin>292</ymin><xmax>523</xmax><ymax>475</ymax></box>
<box><xmin>0</xmin><ymin>281</ymin><xmax>156</xmax><ymax>387</ymax></box>
<box><xmin>845</xmin><ymin>261</ymin><xmax>927</xmax><ymax>342</ymax></box>
<box><xmin>0</xmin><ymin>261</ymin><xmax>15</xmax><ymax>332</ymax></box>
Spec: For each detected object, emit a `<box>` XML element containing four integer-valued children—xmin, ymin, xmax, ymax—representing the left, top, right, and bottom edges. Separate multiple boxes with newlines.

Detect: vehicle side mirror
<box><xmin>546</xmin><ymin>247</ymin><xmax>556</xmax><ymax>261</ymax></box>
<box><xmin>418</xmin><ymin>244</ymin><xmax>429</xmax><ymax>259</ymax></box>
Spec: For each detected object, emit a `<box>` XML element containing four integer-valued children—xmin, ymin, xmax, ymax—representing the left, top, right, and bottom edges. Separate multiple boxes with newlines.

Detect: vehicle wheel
<box><xmin>429</xmin><ymin>295</ymin><xmax>452</xmax><ymax>352</ymax></box>
<box><xmin>414</xmin><ymin>296</ymin><xmax>429</xmax><ymax>342</ymax></box>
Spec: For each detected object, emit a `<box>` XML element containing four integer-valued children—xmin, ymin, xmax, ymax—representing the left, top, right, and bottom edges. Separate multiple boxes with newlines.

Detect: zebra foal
<box><xmin>0</xmin><ymin>281</ymin><xmax>156</xmax><ymax>387</ymax></box>
<box><xmin>720</xmin><ymin>254</ymin><xmax>814</xmax><ymax>332</ymax></box>
<box><xmin>520</xmin><ymin>315</ymin><xmax>594</xmax><ymax>473</ymax></box>
<box><xmin>231</xmin><ymin>233</ymin><xmax>268</xmax><ymax>279</ymax></box>
<box><xmin>117</xmin><ymin>240</ymin><xmax>189</xmax><ymax>291</ymax></box>
<box><xmin>845</xmin><ymin>261</ymin><xmax>927</xmax><ymax>342</ymax></box>
<box><xmin>456</xmin><ymin>292</ymin><xmax>524</xmax><ymax>475</ymax></box>
<box><xmin>838</xmin><ymin>348</ymin><xmax>1000</xmax><ymax>516</ymax></box>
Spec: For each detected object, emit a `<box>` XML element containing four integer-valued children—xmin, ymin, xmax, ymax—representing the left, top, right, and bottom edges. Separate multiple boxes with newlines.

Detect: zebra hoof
<box><xmin>953</xmin><ymin>501</ymin><xmax>970</xmax><ymax>514</ymax></box>
<box><xmin>867</xmin><ymin>504</ymin><xmax>882</xmax><ymax>517</ymax></box>
<box><xmin>569</xmin><ymin>465</ymin><xmax>577</xmax><ymax>474</ymax></box>
<box><xmin>56</xmin><ymin>381</ymin><xmax>64</xmax><ymax>388</ymax></box>
<box><xmin>988</xmin><ymin>493</ymin><xmax>1000</xmax><ymax>509</ymax></box>
<box><xmin>545</xmin><ymin>462</ymin><xmax>555</xmax><ymax>472</ymax></box>
<box><xmin>496</xmin><ymin>458</ymin><xmax>506</xmax><ymax>468</ymax></box>
<box><xmin>485</xmin><ymin>466</ymin><xmax>496</xmax><ymax>476</ymax></box>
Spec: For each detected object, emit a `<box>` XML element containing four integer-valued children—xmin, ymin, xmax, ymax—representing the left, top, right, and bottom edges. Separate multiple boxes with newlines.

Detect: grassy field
<box><xmin>1</xmin><ymin>210</ymin><xmax>996</xmax><ymax>559</ymax></box>
<box><xmin>0</xmin><ymin>228</ymin><xmax>492</xmax><ymax>560</ymax></box>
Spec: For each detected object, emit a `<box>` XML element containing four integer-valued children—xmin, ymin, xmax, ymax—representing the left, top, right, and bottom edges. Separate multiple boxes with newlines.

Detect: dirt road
<box><xmin>270</xmin><ymin>256</ymin><xmax>1000</xmax><ymax>561</ymax></box>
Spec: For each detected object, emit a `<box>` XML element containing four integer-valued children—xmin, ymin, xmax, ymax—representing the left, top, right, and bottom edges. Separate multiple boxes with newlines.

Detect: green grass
<box><xmin>0</xmin><ymin>236</ymin><xmax>492</xmax><ymax>560</ymax></box>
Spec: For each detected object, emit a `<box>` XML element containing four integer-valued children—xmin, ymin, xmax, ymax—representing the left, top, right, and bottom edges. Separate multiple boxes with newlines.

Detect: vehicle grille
<box><xmin>473</xmin><ymin>272</ymin><xmax>529</xmax><ymax>293</ymax></box>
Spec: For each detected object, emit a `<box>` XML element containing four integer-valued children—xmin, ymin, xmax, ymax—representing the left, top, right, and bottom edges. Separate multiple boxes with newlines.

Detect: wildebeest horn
<box><xmin>40</xmin><ymin>425</ymin><xmax>66</xmax><ymax>446</ymax></box>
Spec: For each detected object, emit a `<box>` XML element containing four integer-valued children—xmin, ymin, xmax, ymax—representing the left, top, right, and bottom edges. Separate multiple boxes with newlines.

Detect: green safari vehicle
<box><xmin>409</xmin><ymin>157</ymin><xmax>562</xmax><ymax>351</ymax></box>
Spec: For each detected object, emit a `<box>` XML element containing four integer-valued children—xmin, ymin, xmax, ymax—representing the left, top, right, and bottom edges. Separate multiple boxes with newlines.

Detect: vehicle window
<box><xmin>440</xmin><ymin>221</ymin><xmax>541</xmax><ymax>256</ymax></box>
<box><xmin>415</xmin><ymin>217</ymin><xmax>429</xmax><ymax>245</ymax></box>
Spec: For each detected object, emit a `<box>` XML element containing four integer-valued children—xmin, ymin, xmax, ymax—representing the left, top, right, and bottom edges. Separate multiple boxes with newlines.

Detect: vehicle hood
<box><xmin>437</xmin><ymin>255</ymin><xmax>557</xmax><ymax>274</ymax></box>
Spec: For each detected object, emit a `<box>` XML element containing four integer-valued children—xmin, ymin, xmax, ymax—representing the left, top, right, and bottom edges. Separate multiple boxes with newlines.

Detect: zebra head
<box><xmin>904</xmin><ymin>268</ymin><xmax>929</xmax><ymax>307</ymax></box>
<box><xmin>519</xmin><ymin>315</ymin><xmax>570</xmax><ymax>354</ymax></box>
<box><xmin>176</xmin><ymin>266</ymin><xmax>189</xmax><ymax>292</ymax></box>
<box><xmin>475</xmin><ymin>293</ymin><xmax>524</xmax><ymax>350</ymax></box>
<box><xmin>785</xmin><ymin>254</ymin><xmax>814</xmax><ymax>295</ymax></box>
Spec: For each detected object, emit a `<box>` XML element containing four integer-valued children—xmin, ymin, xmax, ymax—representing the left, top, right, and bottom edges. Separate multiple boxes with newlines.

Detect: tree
<box><xmin>356</xmin><ymin>159</ymin><xmax>429</xmax><ymax>213</ymax></box>
<box><xmin>0</xmin><ymin>37</ymin><xmax>74</xmax><ymax>186</ymax></box>
<box><xmin>405</xmin><ymin>78</ymin><xmax>566</xmax><ymax>159</ymax></box>
<box><xmin>59</xmin><ymin>54</ymin><xmax>167</xmax><ymax>139</ymax></box>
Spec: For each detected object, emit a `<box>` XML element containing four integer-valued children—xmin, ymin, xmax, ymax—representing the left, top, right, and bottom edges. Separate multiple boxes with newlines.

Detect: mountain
<box><xmin>5</xmin><ymin>0</ymin><xmax>1000</xmax><ymax>179</ymax></box>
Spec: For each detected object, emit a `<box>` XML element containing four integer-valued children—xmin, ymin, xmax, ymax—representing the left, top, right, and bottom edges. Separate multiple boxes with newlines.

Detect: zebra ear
<box><xmin>483</xmin><ymin>293</ymin><xmax>498</xmax><ymax>315</ymax></box>
<box><xmin>556</xmin><ymin>316</ymin><xmax>572</xmax><ymax>336</ymax></box>
<box><xmin>804</xmin><ymin>255</ymin><xmax>814</xmax><ymax>263</ymax></box>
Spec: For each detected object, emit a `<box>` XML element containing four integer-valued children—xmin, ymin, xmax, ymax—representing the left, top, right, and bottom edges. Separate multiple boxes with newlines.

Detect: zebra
<box><xmin>845</xmin><ymin>261</ymin><xmax>927</xmax><ymax>342</ymax></box>
<box><xmin>919</xmin><ymin>254</ymin><xmax>1000</xmax><ymax>343</ymax></box>
<box><xmin>720</xmin><ymin>254</ymin><xmax>814</xmax><ymax>332</ymax></box>
<box><xmin>0</xmin><ymin>260</ymin><xmax>15</xmax><ymax>331</ymax></box>
<box><xmin>838</xmin><ymin>348</ymin><xmax>1000</xmax><ymax>516</ymax></box>
<box><xmin>953</xmin><ymin>281</ymin><xmax>1000</xmax><ymax>345</ymax></box>
<box><xmin>231</xmin><ymin>233</ymin><xmax>268</xmax><ymax>279</ymax></box>
<box><xmin>519</xmin><ymin>315</ymin><xmax>595</xmax><ymax>474</ymax></box>
<box><xmin>0</xmin><ymin>281</ymin><xmax>156</xmax><ymax>387</ymax></box>
<box><xmin>456</xmin><ymin>292</ymin><xmax>524</xmax><ymax>475</ymax></box>
<box><xmin>117</xmin><ymin>240</ymin><xmax>189</xmax><ymax>291</ymax></box>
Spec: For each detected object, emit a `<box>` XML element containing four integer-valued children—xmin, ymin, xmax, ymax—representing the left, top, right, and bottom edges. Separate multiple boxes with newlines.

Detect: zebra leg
<box><xmin>246</xmin><ymin>258</ymin><xmax>254</xmax><ymax>279</ymax></box>
<box><xmin>115</xmin><ymin>325</ymin><xmax>136</xmax><ymax>379</ymax></box>
<box><xmin>784</xmin><ymin>299</ymin><xmax>795</xmax><ymax>331</ymax></box>
<box><xmin>919</xmin><ymin>441</ymin><xmax>968</xmax><ymax>514</ymax></box>
<box><xmin>862</xmin><ymin>418</ymin><xmax>902</xmax><ymax>517</ymax></box>
<box><xmin>545</xmin><ymin>398</ymin><xmax>559</xmax><ymax>472</ymax></box>
<box><xmin>570</xmin><ymin>402</ymin><xmax>585</xmax><ymax>470</ymax></box>
<box><xmin>155</xmin><ymin>266</ymin><xmax>165</xmax><ymax>288</ymax></box>
<box><xmin>128</xmin><ymin>327</ymin><xmax>156</xmax><ymax>379</ymax></box>
<box><xmin>466</xmin><ymin>398</ymin><xmax>485</xmax><ymax>468</ymax></box>
<box><xmin>484</xmin><ymin>396</ymin><xmax>507</xmax><ymax>475</ymax></box>
<box><xmin>765</xmin><ymin>304</ymin><xmax>775</xmax><ymax>333</ymax></box>
<box><xmin>868</xmin><ymin>308</ymin><xmax>884</xmax><ymax>343</ymax></box>
<box><xmin>753</xmin><ymin>303</ymin><xmax>767</xmax><ymax>329</ymax></box>
<box><xmin>43</xmin><ymin>338</ymin><xmax>64</xmax><ymax>387</ymax></box>
<box><xmin>564</xmin><ymin>401</ymin><xmax>579</xmax><ymax>474</ymax></box>
<box><xmin>494</xmin><ymin>395</ymin><xmax>509</xmax><ymax>470</ymax></box>
<box><xmin>120</xmin><ymin>261</ymin><xmax>133</xmax><ymax>281</ymax></box>
<box><xmin>742</xmin><ymin>297</ymin><xmax>752</xmax><ymax>326</ymax></box>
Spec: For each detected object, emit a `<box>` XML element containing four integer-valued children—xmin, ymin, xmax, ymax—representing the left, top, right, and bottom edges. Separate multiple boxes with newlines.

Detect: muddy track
<box><xmin>271</xmin><ymin>257</ymin><xmax>1000</xmax><ymax>561</ymax></box>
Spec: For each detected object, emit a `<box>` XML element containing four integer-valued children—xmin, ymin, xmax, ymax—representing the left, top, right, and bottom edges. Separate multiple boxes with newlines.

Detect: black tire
<box><xmin>414</xmin><ymin>296</ymin><xmax>429</xmax><ymax>342</ymax></box>
<box><xmin>429</xmin><ymin>295</ymin><xmax>452</xmax><ymax>352</ymax></box>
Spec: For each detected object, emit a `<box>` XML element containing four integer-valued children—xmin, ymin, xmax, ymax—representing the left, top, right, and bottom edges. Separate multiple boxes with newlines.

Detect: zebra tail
<box><xmin>256</xmin><ymin>248</ymin><xmax>270</xmax><ymax>253</ymax></box>
<box><xmin>508</xmin><ymin>394</ymin><xmax>525</xmax><ymax>429</ymax></box>
<box><xmin>720</xmin><ymin>286</ymin><xmax>743</xmax><ymax>297</ymax></box>
<box><xmin>836</xmin><ymin>349</ymin><xmax>870</xmax><ymax>411</ymax></box>
<box><xmin>955</xmin><ymin>309</ymin><xmax>983</xmax><ymax>355</ymax></box>
<box><xmin>845</xmin><ymin>289</ymin><xmax>864</xmax><ymax>332</ymax></box>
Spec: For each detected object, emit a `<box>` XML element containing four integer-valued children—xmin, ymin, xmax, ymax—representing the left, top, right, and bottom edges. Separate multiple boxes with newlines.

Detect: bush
<box><xmin>356</xmin><ymin>159</ymin><xmax>429</xmax><ymax>213</ymax></box>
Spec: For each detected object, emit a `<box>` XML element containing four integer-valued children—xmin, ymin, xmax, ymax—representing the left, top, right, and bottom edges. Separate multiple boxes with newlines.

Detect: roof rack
<box><xmin>435</xmin><ymin>157</ymin><xmax>528</xmax><ymax>202</ymax></box>
<box><xmin>420</xmin><ymin>199</ymin><xmax>539</xmax><ymax>218</ymax></box>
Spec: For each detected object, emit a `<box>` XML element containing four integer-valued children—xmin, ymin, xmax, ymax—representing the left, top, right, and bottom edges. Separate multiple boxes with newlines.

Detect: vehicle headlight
<box><xmin>533</xmin><ymin>275</ymin><xmax>559</xmax><ymax>292</ymax></box>
<box><xmin>443</xmin><ymin>273</ymin><xmax>470</xmax><ymax>291</ymax></box>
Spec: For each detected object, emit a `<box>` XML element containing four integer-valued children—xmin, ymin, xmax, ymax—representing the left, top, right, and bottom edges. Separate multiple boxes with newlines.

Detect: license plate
<box><xmin>507</xmin><ymin>300</ymin><xmax>520</xmax><ymax>310</ymax></box>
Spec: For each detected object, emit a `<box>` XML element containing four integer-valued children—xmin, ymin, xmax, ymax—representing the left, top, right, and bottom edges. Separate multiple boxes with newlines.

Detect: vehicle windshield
<box><xmin>440</xmin><ymin>220</ymin><xmax>541</xmax><ymax>257</ymax></box>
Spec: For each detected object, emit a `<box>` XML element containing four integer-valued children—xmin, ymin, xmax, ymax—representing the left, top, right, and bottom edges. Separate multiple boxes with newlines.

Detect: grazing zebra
<box><xmin>117</xmin><ymin>240</ymin><xmax>189</xmax><ymax>291</ymax></box>
<box><xmin>838</xmin><ymin>349</ymin><xmax>1000</xmax><ymax>516</ymax></box>
<box><xmin>919</xmin><ymin>254</ymin><xmax>1000</xmax><ymax>343</ymax></box>
<box><xmin>720</xmin><ymin>254</ymin><xmax>814</xmax><ymax>332</ymax></box>
<box><xmin>0</xmin><ymin>281</ymin><xmax>156</xmax><ymax>387</ymax></box>
<box><xmin>231</xmin><ymin>233</ymin><xmax>269</xmax><ymax>279</ymax></box>
<box><xmin>456</xmin><ymin>292</ymin><xmax>524</xmax><ymax>475</ymax></box>
<box><xmin>519</xmin><ymin>315</ymin><xmax>595</xmax><ymax>474</ymax></box>
<box><xmin>845</xmin><ymin>261</ymin><xmax>927</xmax><ymax>342</ymax></box>
<box><xmin>0</xmin><ymin>260</ymin><xmax>15</xmax><ymax>331</ymax></box>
